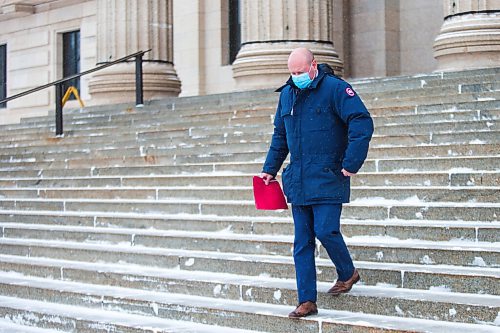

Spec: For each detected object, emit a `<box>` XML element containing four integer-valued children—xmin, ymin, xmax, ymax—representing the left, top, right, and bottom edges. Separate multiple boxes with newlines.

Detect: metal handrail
<box><xmin>0</xmin><ymin>49</ymin><xmax>151</xmax><ymax>136</ymax></box>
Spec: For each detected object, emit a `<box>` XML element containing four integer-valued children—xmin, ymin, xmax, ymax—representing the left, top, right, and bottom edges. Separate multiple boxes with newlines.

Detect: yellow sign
<box><xmin>61</xmin><ymin>86</ymin><xmax>84</xmax><ymax>108</ymax></box>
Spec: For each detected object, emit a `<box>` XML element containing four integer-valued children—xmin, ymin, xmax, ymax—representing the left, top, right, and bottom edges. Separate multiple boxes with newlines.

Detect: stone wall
<box><xmin>0</xmin><ymin>0</ymin><xmax>96</xmax><ymax>124</ymax></box>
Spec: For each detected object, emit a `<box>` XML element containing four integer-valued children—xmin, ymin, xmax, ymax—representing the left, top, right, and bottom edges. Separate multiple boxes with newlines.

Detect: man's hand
<box><xmin>260</xmin><ymin>172</ymin><xmax>274</xmax><ymax>185</ymax></box>
<box><xmin>341</xmin><ymin>168</ymin><xmax>356</xmax><ymax>177</ymax></box>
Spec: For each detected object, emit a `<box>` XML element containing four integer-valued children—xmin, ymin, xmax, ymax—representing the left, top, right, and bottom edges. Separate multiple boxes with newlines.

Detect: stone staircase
<box><xmin>0</xmin><ymin>68</ymin><xmax>498</xmax><ymax>332</ymax></box>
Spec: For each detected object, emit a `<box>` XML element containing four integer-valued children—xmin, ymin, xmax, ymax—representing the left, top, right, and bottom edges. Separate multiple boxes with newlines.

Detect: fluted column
<box><xmin>232</xmin><ymin>0</ymin><xmax>343</xmax><ymax>90</ymax></box>
<box><xmin>88</xmin><ymin>0</ymin><xmax>181</xmax><ymax>105</ymax></box>
<box><xmin>433</xmin><ymin>0</ymin><xmax>500</xmax><ymax>71</ymax></box>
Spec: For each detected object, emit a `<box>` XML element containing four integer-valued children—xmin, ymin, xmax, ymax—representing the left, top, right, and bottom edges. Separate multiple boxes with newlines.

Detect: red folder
<box><xmin>253</xmin><ymin>176</ymin><xmax>288</xmax><ymax>210</ymax></box>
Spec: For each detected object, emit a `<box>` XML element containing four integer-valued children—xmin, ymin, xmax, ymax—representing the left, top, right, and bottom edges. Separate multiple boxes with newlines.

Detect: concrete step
<box><xmin>1</xmin><ymin>290</ymin><xmax>495</xmax><ymax>333</ymax></box>
<box><xmin>1</xmin><ymin>147</ymin><xmax>498</xmax><ymax>173</ymax></box>
<box><xmin>26</xmin><ymin>92</ymin><xmax>492</xmax><ymax>129</ymax></box>
<box><xmin>375</xmin><ymin>109</ymin><xmax>499</xmax><ymax>126</ymax></box>
<box><xmin>3</xmin><ymin>103</ymin><xmax>500</xmax><ymax>150</ymax></box>
<box><xmin>0</xmin><ymin>111</ymin><xmax>498</xmax><ymax>152</ymax></box>
<box><xmin>3</xmin><ymin>106</ymin><xmax>498</xmax><ymax>152</ymax></box>
<box><xmin>0</xmin><ymin>295</ymin><xmax>263</xmax><ymax>333</ymax></box>
<box><xmin>374</xmin><ymin>120</ymin><xmax>496</xmax><ymax>136</ymax></box>
<box><xmin>358</xmin><ymin>83</ymin><xmax>500</xmax><ymax>106</ymax></box>
<box><xmin>2</xmin><ymin>170</ymin><xmax>498</xmax><ymax>190</ymax></box>
<box><xmin>0</xmin><ymin>196</ymin><xmax>498</xmax><ymax>221</ymax></box>
<box><xmin>0</xmin><ymin>139</ymin><xmax>497</xmax><ymax>165</ymax></box>
<box><xmin>9</xmin><ymin>99</ymin><xmax>497</xmax><ymax>138</ymax></box>
<box><xmin>0</xmin><ymin>185</ymin><xmax>497</xmax><ymax>203</ymax></box>
<box><xmin>0</xmin><ymin>250</ymin><xmax>498</xmax><ymax>296</ymax></box>
<box><xmin>0</xmin><ymin>318</ymin><xmax>63</xmax><ymax>333</ymax></box>
<box><xmin>183</xmin><ymin>117</ymin><xmax>498</xmax><ymax>138</ymax></box>
<box><xmin>18</xmin><ymin>106</ymin><xmax>276</xmax><ymax>128</ymax></box>
<box><xmin>365</xmin><ymin>91</ymin><xmax>500</xmax><ymax>109</ymax></box>
<box><xmin>372</xmin><ymin>130</ymin><xmax>500</xmax><ymax>146</ymax></box>
<box><xmin>1</xmin><ymin>98</ymin><xmax>497</xmax><ymax>141</ymax></box>
<box><xmin>0</xmin><ymin>210</ymin><xmax>498</xmax><ymax>242</ymax></box>
<box><xmin>2</xmin><ymin>236</ymin><xmax>498</xmax><ymax>296</ymax></box>
<box><xmin>351</xmin><ymin>68</ymin><xmax>499</xmax><ymax>92</ymax></box>
<box><xmin>2</xmin><ymin>125</ymin><xmax>499</xmax><ymax>163</ymax></box>
<box><xmin>0</xmin><ymin>263</ymin><xmax>499</xmax><ymax>327</ymax></box>
<box><xmin>369</xmin><ymin>100</ymin><xmax>499</xmax><ymax>117</ymax></box>
<box><xmin>1</xmin><ymin>225</ymin><xmax>498</xmax><ymax>267</ymax></box>
<box><xmin>1</xmin><ymin>89</ymin><xmax>491</xmax><ymax>140</ymax></box>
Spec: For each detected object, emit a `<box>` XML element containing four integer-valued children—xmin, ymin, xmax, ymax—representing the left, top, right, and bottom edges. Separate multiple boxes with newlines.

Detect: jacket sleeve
<box><xmin>333</xmin><ymin>82</ymin><xmax>374</xmax><ymax>174</ymax></box>
<box><xmin>262</xmin><ymin>97</ymin><xmax>289</xmax><ymax>177</ymax></box>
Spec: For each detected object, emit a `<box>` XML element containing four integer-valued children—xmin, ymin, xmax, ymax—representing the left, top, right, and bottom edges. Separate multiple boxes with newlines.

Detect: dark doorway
<box><xmin>62</xmin><ymin>30</ymin><xmax>80</xmax><ymax>99</ymax></box>
<box><xmin>228</xmin><ymin>0</ymin><xmax>241</xmax><ymax>64</ymax></box>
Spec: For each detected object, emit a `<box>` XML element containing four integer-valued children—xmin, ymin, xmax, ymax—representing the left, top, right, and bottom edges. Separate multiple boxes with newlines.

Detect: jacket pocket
<box><xmin>281</xmin><ymin>165</ymin><xmax>292</xmax><ymax>198</ymax></box>
<box><xmin>305</xmin><ymin>164</ymin><xmax>345</xmax><ymax>201</ymax></box>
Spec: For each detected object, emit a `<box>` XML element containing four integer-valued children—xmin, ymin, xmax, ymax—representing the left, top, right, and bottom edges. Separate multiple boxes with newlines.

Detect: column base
<box><xmin>433</xmin><ymin>12</ymin><xmax>500</xmax><ymax>71</ymax></box>
<box><xmin>232</xmin><ymin>41</ymin><xmax>343</xmax><ymax>91</ymax></box>
<box><xmin>88</xmin><ymin>62</ymin><xmax>181</xmax><ymax>106</ymax></box>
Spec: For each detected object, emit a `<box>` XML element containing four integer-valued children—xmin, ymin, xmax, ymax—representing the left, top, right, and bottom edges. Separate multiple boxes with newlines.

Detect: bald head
<box><xmin>288</xmin><ymin>48</ymin><xmax>317</xmax><ymax>78</ymax></box>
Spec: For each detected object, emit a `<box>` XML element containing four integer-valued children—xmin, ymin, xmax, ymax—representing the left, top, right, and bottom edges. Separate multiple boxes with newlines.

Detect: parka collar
<box><xmin>275</xmin><ymin>63</ymin><xmax>334</xmax><ymax>92</ymax></box>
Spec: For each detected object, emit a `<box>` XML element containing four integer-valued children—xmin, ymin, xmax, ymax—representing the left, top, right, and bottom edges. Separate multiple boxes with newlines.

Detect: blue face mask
<box><xmin>292</xmin><ymin>64</ymin><xmax>314</xmax><ymax>89</ymax></box>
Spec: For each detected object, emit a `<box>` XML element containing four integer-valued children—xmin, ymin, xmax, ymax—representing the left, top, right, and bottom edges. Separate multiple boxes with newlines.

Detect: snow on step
<box><xmin>1</xmin><ymin>253</ymin><xmax>498</xmax><ymax>282</ymax></box>
<box><xmin>1</xmin><ymin>225</ymin><xmax>498</xmax><ymax>254</ymax></box>
<box><xmin>0</xmin><ymin>273</ymin><xmax>499</xmax><ymax>333</ymax></box>
<box><xmin>0</xmin><ymin>296</ymin><xmax>264</xmax><ymax>333</ymax></box>
<box><xmin>0</xmin><ymin>319</ymin><xmax>63</xmax><ymax>333</ymax></box>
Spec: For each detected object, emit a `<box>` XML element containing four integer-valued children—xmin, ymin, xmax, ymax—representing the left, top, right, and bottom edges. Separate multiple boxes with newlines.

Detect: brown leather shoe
<box><xmin>288</xmin><ymin>301</ymin><xmax>318</xmax><ymax>318</ymax></box>
<box><xmin>327</xmin><ymin>269</ymin><xmax>360</xmax><ymax>296</ymax></box>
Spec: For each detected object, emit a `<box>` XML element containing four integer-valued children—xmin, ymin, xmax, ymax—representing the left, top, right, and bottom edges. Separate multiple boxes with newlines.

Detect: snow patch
<box><xmin>151</xmin><ymin>302</ymin><xmax>159</xmax><ymax>316</ymax></box>
<box><xmin>420</xmin><ymin>255</ymin><xmax>435</xmax><ymax>265</ymax></box>
<box><xmin>472</xmin><ymin>257</ymin><xmax>487</xmax><ymax>267</ymax></box>
<box><xmin>217</xmin><ymin>225</ymin><xmax>233</xmax><ymax>234</ymax></box>
<box><xmin>375</xmin><ymin>283</ymin><xmax>398</xmax><ymax>288</ymax></box>
<box><xmin>213</xmin><ymin>284</ymin><xmax>222</xmax><ymax>296</ymax></box>
<box><xmin>395</xmin><ymin>305</ymin><xmax>404</xmax><ymax>316</ymax></box>
<box><xmin>351</xmin><ymin>195</ymin><xmax>423</xmax><ymax>205</ymax></box>
<box><xmin>448</xmin><ymin>167</ymin><xmax>476</xmax><ymax>173</ymax></box>
<box><xmin>494</xmin><ymin>312</ymin><xmax>500</xmax><ymax>325</ymax></box>
<box><xmin>429</xmin><ymin>285</ymin><xmax>452</xmax><ymax>293</ymax></box>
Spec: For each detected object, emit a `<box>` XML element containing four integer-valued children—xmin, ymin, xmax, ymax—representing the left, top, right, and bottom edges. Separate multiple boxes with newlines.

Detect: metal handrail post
<box><xmin>55</xmin><ymin>83</ymin><xmax>63</xmax><ymax>136</ymax></box>
<box><xmin>135</xmin><ymin>54</ymin><xmax>144</xmax><ymax>107</ymax></box>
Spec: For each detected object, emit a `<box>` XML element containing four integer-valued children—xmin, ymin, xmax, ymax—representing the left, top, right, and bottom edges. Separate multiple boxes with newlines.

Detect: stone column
<box><xmin>433</xmin><ymin>0</ymin><xmax>500</xmax><ymax>71</ymax></box>
<box><xmin>88</xmin><ymin>0</ymin><xmax>181</xmax><ymax>105</ymax></box>
<box><xmin>232</xmin><ymin>0</ymin><xmax>343</xmax><ymax>90</ymax></box>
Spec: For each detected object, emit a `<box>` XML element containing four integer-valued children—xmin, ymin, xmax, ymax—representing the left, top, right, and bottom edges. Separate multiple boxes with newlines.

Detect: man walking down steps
<box><xmin>260</xmin><ymin>47</ymin><xmax>374</xmax><ymax>318</ymax></box>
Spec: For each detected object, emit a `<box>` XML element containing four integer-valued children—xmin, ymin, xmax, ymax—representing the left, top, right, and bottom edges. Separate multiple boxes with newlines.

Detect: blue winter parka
<box><xmin>262</xmin><ymin>64</ymin><xmax>374</xmax><ymax>205</ymax></box>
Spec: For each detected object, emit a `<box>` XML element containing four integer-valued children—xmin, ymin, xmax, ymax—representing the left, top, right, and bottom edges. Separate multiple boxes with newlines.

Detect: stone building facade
<box><xmin>0</xmin><ymin>0</ymin><xmax>498</xmax><ymax>124</ymax></box>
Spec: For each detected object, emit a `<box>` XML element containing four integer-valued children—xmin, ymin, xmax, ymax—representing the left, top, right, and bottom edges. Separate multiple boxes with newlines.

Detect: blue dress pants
<box><xmin>291</xmin><ymin>204</ymin><xmax>355</xmax><ymax>304</ymax></box>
